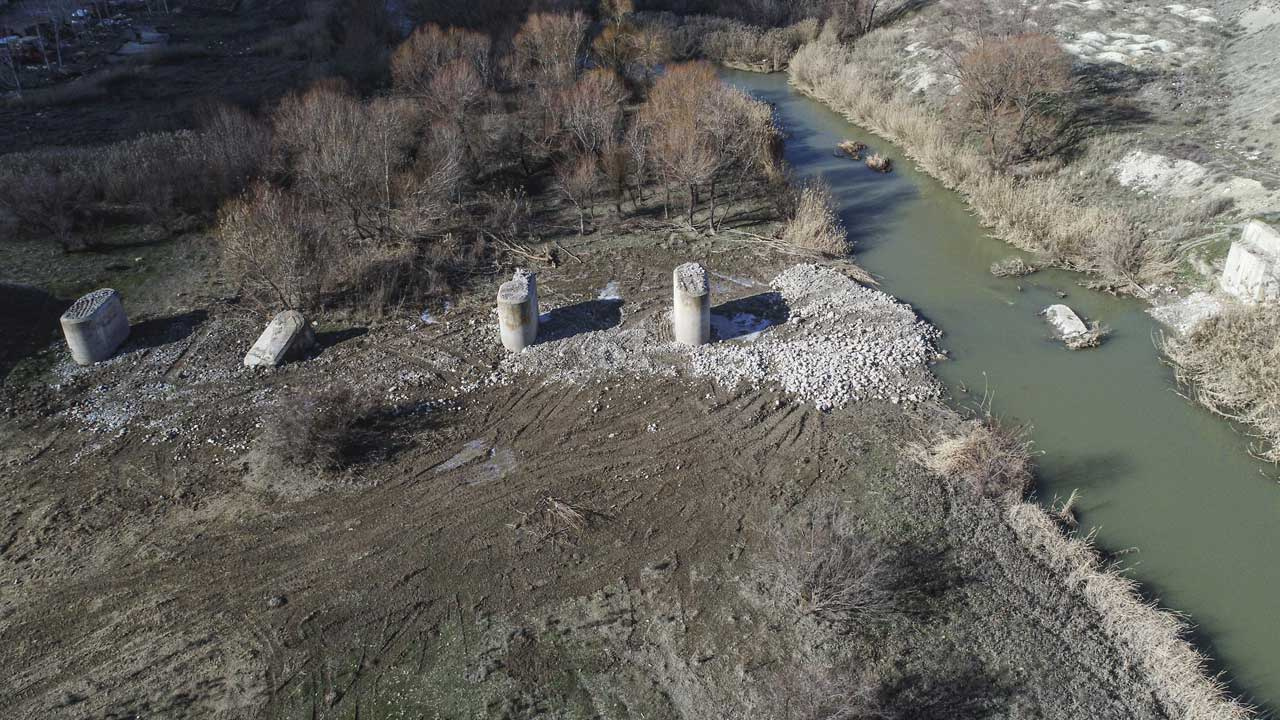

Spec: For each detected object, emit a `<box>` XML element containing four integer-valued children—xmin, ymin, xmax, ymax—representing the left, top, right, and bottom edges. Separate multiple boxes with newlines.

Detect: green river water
<box><xmin>724</xmin><ymin>69</ymin><xmax>1280</xmax><ymax>712</ymax></box>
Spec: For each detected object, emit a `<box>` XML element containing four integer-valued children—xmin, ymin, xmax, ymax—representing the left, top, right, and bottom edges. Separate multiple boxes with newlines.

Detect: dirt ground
<box><xmin>0</xmin><ymin>219</ymin><xmax>1179</xmax><ymax>719</ymax></box>
<box><xmin>0</xmin><ymin>1</ymin><xmax>315</xmax><ymax>153</ymax></box>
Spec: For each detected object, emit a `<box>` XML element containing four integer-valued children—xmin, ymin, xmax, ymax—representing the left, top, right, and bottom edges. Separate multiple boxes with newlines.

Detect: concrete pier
<box><xmin>672</xmin><ymin>262</ymin><xmax>710</xmax><ymax>346</ymax></box>
<box><xmin>60</xmin><ymin>288</ymin><xmax>130</xmax><ymax>365</ymax></box>
<box><xmin>497</xmin><ymin>269</ymin><xmax>538</xmax><ymax>352</ymax></box>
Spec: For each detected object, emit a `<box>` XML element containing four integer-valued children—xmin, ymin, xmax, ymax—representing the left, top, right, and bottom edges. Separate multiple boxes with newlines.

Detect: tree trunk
<box><xmin>707</xmin><ymin>180</ymin><xmax>717</xmax><ymax>232</ymax></box>
<box><xmin>687</xmin><ymin>184</ymin><xmax>696</xmax><ymax>228</ymax></box>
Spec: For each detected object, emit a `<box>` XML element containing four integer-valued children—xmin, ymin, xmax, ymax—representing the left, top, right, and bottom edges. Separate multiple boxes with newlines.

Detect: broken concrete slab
<box><xmin>244</xmin><ymin>310</ymin><xmax>317</xmax><ymax>368</ymax></box>
<box><xmin>1042</xmin><ymin>304</ymin><xmax>1090</xmax><ymax>339</ymax></box>
<box><xmin>1221</xmin><ymin>220</ymin><xmax>1280</xmax><ymax>303</ymax></box>
<box><xmin>60</xmin><ymin>288</ymin><xmax>130</xmax><ymax>365</ymax></box>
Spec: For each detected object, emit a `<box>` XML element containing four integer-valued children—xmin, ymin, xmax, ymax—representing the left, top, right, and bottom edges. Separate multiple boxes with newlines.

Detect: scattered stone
<box><xmin>1148</xmin><ymin>291</ymin><xmax>1224</xmax><ymax>335</ymax></box>
<box><xmin>267</xmin><ymin>595</ymin><xmax>287</xmax><ymax>608</ymax></box>
<box><xmin>244</xmin><ymin>311</ymin><xmax>317</xmax><ymax>368</ymax></box>
<box><xmin>502</xmin><ymin>264</ymin><xmax>942</xmax><ymax>410</ymax></box>
<box><xmin>1220</xmin><ymin>220</ymin><xmax>1280</xmax><ymax>303</ymax></box>
<box><xmin>60</xmin><ymin>288</ymin><xmax>130</xmax><ymax>365</ymax></box>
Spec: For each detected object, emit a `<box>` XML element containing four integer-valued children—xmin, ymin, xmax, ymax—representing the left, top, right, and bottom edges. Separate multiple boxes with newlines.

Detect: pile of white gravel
<box><xmin>502</xmin><ymin>264</ymin><xmax>942</xmax><ymax>410</ymax></box>
<box><xmin>690</xmin><ymin>264</ymin><xmax>942</xmax><ymax>410</ymax></box>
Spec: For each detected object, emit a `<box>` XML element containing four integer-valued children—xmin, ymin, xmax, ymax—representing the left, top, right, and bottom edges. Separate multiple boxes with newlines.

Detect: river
<box><xmin>723</xmin><ymin>69</ymin><xmax>1280</xmax><ymax>712</ymax></box>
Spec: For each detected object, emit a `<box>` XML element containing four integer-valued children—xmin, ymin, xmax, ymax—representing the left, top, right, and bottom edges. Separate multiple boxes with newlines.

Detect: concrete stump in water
<box><xmin>497</xmin><ymin>269</ymin><xmax>538</xmax><ymax>352</ymax></box>
<box><xmin>244</xmin><ymin>310</ymin><xmax>317</xmax><ymax>368</ymax></box>
<box><xmin>60</xmin><ymin>288</ymin><xmax>130</xmax><ymax>365</ymax></box>
<box><xmin>672</xmin><ymin>262</ymin><xmax>710</xmax><ymax>346</ymax></box>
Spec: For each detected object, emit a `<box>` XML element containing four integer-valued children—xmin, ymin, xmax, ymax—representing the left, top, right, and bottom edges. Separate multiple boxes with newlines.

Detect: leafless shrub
<box><xmin>759</xmin><ymin>509</ymin><xmax>903</xmax><ymax>628</ymax></box>
<box><xmin>260</xmin><ymin>388</ymin><xmax>371</xmax><ymax>471</ymax></box>
<box><xmin>219</xmin><ymin>183</ymin><xmax>328</xmax><ymax>310</ymax></box>
<box><xmin>592</xmin><ymin>20</ymin><xmax>670</xmax><ymax>86</ymax></box>
<box><xmin>826</xmin><ymin>0</ymin><xmax>899</xmax><ymax>40</ymax></box>
<box><xmin>1164</xmin><ymin>302</ymin><xmax>1280</xmax><ymax>463</ymax></box>
<box><xmin>781</xmin><ymin>180</ymin><xmax>847</xmax><ymax>256</ymax></box>
<box><xmin>926</xmin><ymin>416</ymin><xmax>1035</xmax><ymax>500</ymax></box>
<box><xmin>989</xmin><ymin>256</ymin><xmax>1035</xmax><ymax>277</ymax></box>
<box><xmin>637</xmin><ymin>12</ymin><xmax>818</xmax><ymax>71</ymax></box>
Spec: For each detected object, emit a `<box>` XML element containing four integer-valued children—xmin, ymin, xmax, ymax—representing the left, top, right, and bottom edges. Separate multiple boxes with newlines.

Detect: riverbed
<box><xmin>724</xmin><ymin>69</ymin><xmax>1280</xmax><ymax>712</ymax></box>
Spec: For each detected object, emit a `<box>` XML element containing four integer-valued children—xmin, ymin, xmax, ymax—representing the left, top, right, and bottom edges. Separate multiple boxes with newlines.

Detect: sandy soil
<box><xmin>0</xmin><ymin>219</ymin><xmax>1181</xmax><ymax>718</ymax></box>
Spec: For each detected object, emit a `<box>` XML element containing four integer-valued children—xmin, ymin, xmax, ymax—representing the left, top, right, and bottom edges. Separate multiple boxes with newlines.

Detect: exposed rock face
<box><xmin>1043</xmin><ymin>304</ymin><xmax>1090</xmax><ymax>338</ymax></box>
<box><xmin>60</xmin><ymin>289</ymin><xmax>130</xmax><ymax>365</ymax></box>
<box><xmin>1221</xmin><ymin>220</ymin><xmax>1280</xmax><ymax>303</ymax></box>
<box><xmin>244</xmin><ymin>310</ymin><xmax>316</xmax><ymax>368</ymax></box>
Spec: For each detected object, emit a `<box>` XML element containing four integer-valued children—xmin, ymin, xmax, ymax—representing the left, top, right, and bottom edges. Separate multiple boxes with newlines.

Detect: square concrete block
<box><xmin>1221</xmin><ymin>220</ymin><xmax>1280</xmax><ymax>303</ymax></box>
<box><xmin>244</xmin><ymin>310</ymin><xmax>317</xmax><ymax>368</ymax></box>
<box><xmin>60</xmin><ymin>288</ymin><xmax>130</xmax><ymax>365</ymax></box>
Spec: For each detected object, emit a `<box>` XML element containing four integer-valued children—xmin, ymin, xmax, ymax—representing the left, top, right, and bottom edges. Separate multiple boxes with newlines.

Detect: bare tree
<box><xmin>637</xmin><ymin>61</ymin><xmax>778</xmax><ymax>229</ymax></box>
<box><xmin>827</xmin><ymin>0</ymin><xmax>884</xmax><ymax>39</ymax></box>
<box><xmin>0</xmin><ymin>43</ymin><xmax>21</xmax><ymax>96</ymax></box>
<box><xmin>425</xmin><ymin>59</ymin><xmax>487</xmax><ymax>173</ymax></box>
<box><xmin>510</xmin><ymin>11</ymin><xmax>588</xmax><ymax>89</ymax></box>
<box><xmin>557</xmin><ymin>68</ymin><xmax>627</xmax><ymax>155</ymax></box>
<box><xmin>390</xmin><ymin>23</ymin><xmax>492</xmax><ymax>95</ymax></box>
<box><xmin>553</xmin><ymin>153</ymin><xmax>599</xmax><ymax>234</ymax></box>
<box><xmin>952</xmin><ymin>33</ymin><xmax>1074</xmax><ymax>167</ymax></box>
<box><xmin>637</xmin><ymin>62</ymin><xmax>718</xmax><ymax>225</ymax></box>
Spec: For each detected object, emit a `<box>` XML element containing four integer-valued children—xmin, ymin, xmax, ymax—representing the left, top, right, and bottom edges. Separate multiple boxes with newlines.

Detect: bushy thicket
<box><xmin>0</xmin><ymin>106</ymin><xmax>269</xmax><ymax>251</ymax></box>
<box><xmin>219</xmin><ymin>12</ymin><xmax>779</xmax><ymax>314</ymax></box>
<box><xmin>781</xmin><ymin>180</ymin><xmax>848</xmax><ymax>255</ymax></box>
<box><xmin>637</xmin><ymin>11</ymin><xmax>819</xmax><ymax>70</ymax></box>
<box><xmin>1165</xmin><ymin>303</ymin><xmax>1280</xmax><ymax>463</ymax></box>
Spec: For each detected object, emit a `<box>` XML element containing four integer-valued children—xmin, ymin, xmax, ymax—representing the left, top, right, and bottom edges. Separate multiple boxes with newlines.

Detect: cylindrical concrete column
<box><xmin>672</xmin><ymin>262</ymin><xmax>710</xmax><ymax>346</ymax></box>
<box><xmin>497</xmin><ymin>269</ymin><xmax>538</xmax><ymax>352</ymax></box>
<box><xmin>60</xmin><ymin>288</ymin><xmax>130</xmax><ymax>365</ymax></box>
